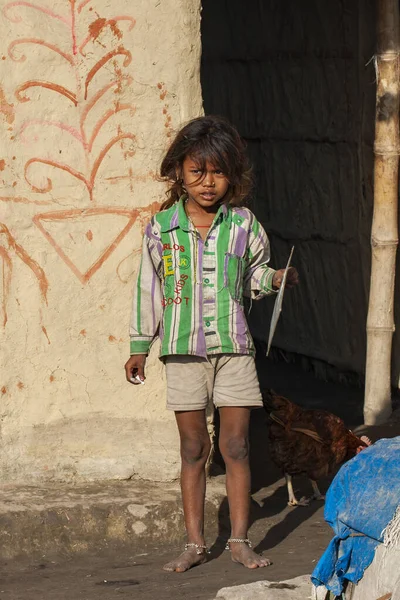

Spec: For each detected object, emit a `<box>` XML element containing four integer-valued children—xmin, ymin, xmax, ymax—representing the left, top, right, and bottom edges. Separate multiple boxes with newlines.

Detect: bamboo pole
<box><xmin>364</xmin><ymin>0</ymin><xmax>400</xmax><ymax>425</ymax></box>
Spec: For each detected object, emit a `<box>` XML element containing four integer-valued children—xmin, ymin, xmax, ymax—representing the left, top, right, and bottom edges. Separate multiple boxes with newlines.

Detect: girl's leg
<box><xmin>219</xmin><ymin>406</ymin><xmax>271</xmax><ymax>568</ymax></box>
<box><xmin>163</xmin><ymin>409</ymin><xmax>211</xmax><ymax>572</ymax></box>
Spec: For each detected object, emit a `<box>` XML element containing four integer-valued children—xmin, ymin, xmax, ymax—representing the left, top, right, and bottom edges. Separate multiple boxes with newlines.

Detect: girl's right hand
<box><xmin>272</xmin><ymin>267</ymin><xmax>299</xmax><ymax>289</ymax></box>
<box><xmin>125</xmin><ymin>354</ymin><xmax>147</xmax><ymax>385</ymax></box>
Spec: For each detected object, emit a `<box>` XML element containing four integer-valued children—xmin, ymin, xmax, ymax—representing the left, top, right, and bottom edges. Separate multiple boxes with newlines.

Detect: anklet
<box><xmin>225</xmin><ymin>538</ymin><xmax>252</xmax><ymax>550</ymax></box>
<box><xmin>185</xmin><ymin>543</ymin><xmax>209</xmax><ymax>555</ymax></box>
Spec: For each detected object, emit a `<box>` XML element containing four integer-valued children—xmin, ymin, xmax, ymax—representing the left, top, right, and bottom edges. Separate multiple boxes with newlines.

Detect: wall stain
<box><xmin>0</xmin><ymin>86</ymin><xmax>14</xmax><ymax>124</ymax></box>
<box><xmin>158</xmin><ymin>84</ymin><xmax>173</xmax><ymax>137</ymax></box>
<box><xmin>0</xmin><ymin>197</ymin><xmax>52</xmax><ymax>206</ymax></box>
<box><xmin>157</xmin><ymin>82</ymin><xmax>167</xmax><ymax>100</ymax></box>
<box><xmin>41</xmin><ymin>325</ymin><xmax>51</xmax><ymax>344</ymax></box>
<box><xmin>0</xmin><ymin>223</ymin><xmax>48</xmax><ymax>328</ymax></box>
<box><xmin>80</xmin><ymin>15</ymin><xmax>135</xmax><ymax>55</ymax></box>
<box><xmin>0</xmin><ymin>246</ymin><xmax>12</xmax><ymax>326</ymax></box>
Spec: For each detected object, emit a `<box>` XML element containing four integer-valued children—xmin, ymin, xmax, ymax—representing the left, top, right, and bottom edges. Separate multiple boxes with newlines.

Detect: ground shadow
<box><xmin>208</xmin><ymin>482</ymin><xmax>327</xmax><ymax>561</ymax></box>
<box><xmin>208</xmin><ymin>349</ymin><xmax>366</xmax><ymax>561</ymax></box>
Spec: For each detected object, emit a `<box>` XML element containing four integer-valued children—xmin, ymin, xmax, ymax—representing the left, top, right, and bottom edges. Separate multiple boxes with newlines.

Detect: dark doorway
<box><xmin>201</xmin><ymin>0</ymin><xmax>376</xmax><ymax>380</ymax></box>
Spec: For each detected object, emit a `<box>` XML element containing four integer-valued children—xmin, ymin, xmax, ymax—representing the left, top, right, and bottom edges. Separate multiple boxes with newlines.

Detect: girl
<box><xmin>125</xmin><ymin>115</ymin><xmax>298</xmax><ymax>572</ymax></box>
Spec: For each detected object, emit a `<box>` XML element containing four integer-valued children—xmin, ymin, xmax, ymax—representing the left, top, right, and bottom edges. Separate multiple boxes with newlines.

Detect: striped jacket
<box><xmin>129</xmin><ymin>197</ymin><xmax>276</xmax><ymax>358</ymax></box>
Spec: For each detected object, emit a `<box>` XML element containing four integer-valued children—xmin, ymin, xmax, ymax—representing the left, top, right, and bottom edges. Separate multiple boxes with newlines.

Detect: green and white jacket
<box><xmin>130</xmin><ymin>197</ymin><xmax>276</xmax><ymax>358</ymax></box>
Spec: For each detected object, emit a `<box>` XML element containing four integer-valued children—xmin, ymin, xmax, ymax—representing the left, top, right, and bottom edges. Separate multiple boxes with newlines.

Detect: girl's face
<box><xmin>181</xmin><ymin>157</ymin><xmax>229</xmax><ymax>212</ymax></box>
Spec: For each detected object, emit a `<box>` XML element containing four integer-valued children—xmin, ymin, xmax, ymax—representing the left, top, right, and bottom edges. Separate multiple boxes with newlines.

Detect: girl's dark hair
<box><xmin>159</xmin><ymin>115</ymin><xmax>253</xmax><ymax>210</ymax></box>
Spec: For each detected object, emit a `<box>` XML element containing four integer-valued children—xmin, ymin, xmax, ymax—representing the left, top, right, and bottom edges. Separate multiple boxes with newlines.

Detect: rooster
<box><xmin>262</xmin><ymin>389</ymin><xmax>371</xmax><ymax>506</ymax></box>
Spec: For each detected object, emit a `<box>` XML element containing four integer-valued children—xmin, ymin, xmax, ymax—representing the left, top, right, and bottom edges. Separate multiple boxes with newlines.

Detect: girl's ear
<box><xmin>175</xmin><ymin>167</ymin><xmax>183</xmax><ymax>182</ymax></box>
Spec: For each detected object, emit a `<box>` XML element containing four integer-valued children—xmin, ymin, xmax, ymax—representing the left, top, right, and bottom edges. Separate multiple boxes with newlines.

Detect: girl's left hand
<box><xmin>272</xmin><ymin>267</ymin><xmax>299</xmax><ymax>290</ymax></box>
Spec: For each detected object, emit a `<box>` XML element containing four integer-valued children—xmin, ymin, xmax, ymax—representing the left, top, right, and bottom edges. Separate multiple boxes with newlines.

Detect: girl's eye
<box><xmin>215</xmin><ymin>170</ymin><xmax>224</xmax><ymax>176</ymax></box>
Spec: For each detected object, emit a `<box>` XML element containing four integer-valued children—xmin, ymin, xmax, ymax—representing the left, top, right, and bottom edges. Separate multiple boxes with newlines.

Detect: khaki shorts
<box><xmin>165</xmin><ymin>354</ymin><xmax>263</xmax><ymax>411</ymax></box>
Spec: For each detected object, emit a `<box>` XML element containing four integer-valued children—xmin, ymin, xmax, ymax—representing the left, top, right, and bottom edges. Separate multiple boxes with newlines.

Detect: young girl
<box><xmin>125</xmin><ymin>115</ymin><xmax>298</xmax><ymax>572</ymax></box>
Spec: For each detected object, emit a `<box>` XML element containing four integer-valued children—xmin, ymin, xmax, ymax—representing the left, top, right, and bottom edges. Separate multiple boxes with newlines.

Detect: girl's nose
<box><xmin>203</xmin><ymin>172</ymin><xmax>215</xmax><ymax>187</ymax></box>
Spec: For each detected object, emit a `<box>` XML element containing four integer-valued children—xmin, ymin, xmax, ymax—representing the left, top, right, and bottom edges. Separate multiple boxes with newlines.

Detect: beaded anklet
<box><xmin>225</xmin><ymin>538</ymin><xmax>252</xmax><ymax>550</ymax></box>
<box><xmin>185</xmin><ymin>543</ymin><xmax>209</xmax><ymax>555</ymax></box>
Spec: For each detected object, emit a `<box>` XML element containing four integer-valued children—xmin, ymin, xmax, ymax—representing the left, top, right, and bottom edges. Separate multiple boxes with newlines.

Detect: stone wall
<box><xmin>0</xmin><ymin>0</ymin><xmax>202</xmax><ymax>482</ymax></box>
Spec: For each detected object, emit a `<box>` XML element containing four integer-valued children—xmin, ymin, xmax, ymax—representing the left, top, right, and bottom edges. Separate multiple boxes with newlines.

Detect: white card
<box><xmin>266</xmin><ymin>246</ymin><xmax>294</xmax><ymax>356</ymax></box>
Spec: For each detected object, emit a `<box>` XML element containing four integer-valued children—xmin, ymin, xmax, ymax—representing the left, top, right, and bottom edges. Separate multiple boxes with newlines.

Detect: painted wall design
<box><xmin>0</xmin><ymin>0</ymin><xmax>203</xmax><ymax>483</ymax></box>
<box><xmin>0</xmin><ymin>0</ymin><xmax>165</xmax><ymax>325</ymax></box>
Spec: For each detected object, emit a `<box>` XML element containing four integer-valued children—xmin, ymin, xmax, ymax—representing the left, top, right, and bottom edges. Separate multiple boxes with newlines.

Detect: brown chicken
<box><xmin>262</xmin><ymin>389</ymin><xmax>371</xmax><ymax>506</ymax></box>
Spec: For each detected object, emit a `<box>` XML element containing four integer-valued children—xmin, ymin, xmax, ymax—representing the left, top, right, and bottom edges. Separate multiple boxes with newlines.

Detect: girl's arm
<box><xmin>129</xmin><ymin>232</ymin><xmax>162</xmax><ymax>355</ymax></box>
<box><xmin>243</xmin><ymin>216</ymin><xmax>277</xmax><ymax>300</ymax></box>
<box><xmin>244</xmin><ymin>217</ymin><xmax>298</xmax><ymax>299</ymax></box>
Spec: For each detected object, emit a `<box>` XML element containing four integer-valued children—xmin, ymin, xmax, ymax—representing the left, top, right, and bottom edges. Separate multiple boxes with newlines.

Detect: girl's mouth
<box><xmin>200</xmin><ymin>192</ymin><xmax>216</xmax><ymax>200</ymax></box>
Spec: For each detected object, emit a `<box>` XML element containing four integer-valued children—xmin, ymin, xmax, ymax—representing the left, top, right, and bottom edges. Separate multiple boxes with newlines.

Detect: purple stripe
<box><xmin>149</xmin><ymin>238</ymin><xmax>163</xmax><ymax>257</ymax></box>
<box><xmin>151</xmin><ymin>271</ymin><xmax>157</xmax><ymax>332</ymax></box>
<box><xmin>235</xmin><ymin>307</ymin><xmax>248</xmax><ymax>353</ymax></box>
<box><xmin>156</xmin><ymin>240</ymin><xmax>163</xmax><ymax>256</ymax></box>
<box><xmin>245</xmin><ymin>262</ymin><xmax>261</xmax><ymax>290</ymax></box>
<box><xmin>170</xmin><ymin>211</ymin><xmax>179</xmax><ymax>229</ymax></box>
<box><xmin>208</xmin><ymin>235</ymin><xmax>216</xmax><ymax>240</ymax></box>
<box><xmin>204</xmin><ymin>298</ymin><xmax>215</xmax><ymax>304</ymax></box>
<box><xmin>196</xmin><ymin>243</ymin><xmax>207</xmax><ymax>357</ymax></box>
<box><xmin>234</xmin><ymin>229</ymin><xmax>247</xmax><ymax>256</ymax></box>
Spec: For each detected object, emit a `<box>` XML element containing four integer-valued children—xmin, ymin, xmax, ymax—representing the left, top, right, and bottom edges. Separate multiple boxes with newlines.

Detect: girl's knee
<box><xmin>220</xmin><ymin>435</ymin><xmax>249</xmax><ymax>462</ymax></box>
<box><xmin>180</xmin><ymin>436</ymin><xmax>211</xmax><ymax>465</ymax></box>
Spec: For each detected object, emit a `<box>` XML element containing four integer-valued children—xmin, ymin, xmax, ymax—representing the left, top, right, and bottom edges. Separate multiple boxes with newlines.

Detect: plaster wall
<box><xmin>0</xmin><ymin>0</ymin><xmax>203</xmax><ymax>482</ymax></box>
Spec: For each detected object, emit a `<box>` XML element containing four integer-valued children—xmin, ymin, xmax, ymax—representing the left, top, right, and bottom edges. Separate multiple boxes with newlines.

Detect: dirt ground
<box><xmin>0</xmin><ymin>495</ymin><xmax>331</xmax><ymax>600</ymax></box>
<box><xmin>2</xmin><ymin>355</ymin><xmax>399</xmax><ymax>600</ymax></box>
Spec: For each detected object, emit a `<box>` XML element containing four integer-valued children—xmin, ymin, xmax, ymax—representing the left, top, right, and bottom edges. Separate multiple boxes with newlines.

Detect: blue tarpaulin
<box><xmin>311</xmin><ymin>437</ymin><xmax>400</xmax><ymax>596</ymax></box>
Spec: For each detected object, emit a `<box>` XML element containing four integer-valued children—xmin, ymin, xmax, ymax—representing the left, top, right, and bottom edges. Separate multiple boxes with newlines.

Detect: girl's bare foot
<box><xmin>163</xmin><ymin>546</ymin><xmax>207</xmax><ymax>573</ymax></box>
<box><xmin>229</xmin><ymin>542</ymin><xmax>271</xmax><ymax>569</ymax></box>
